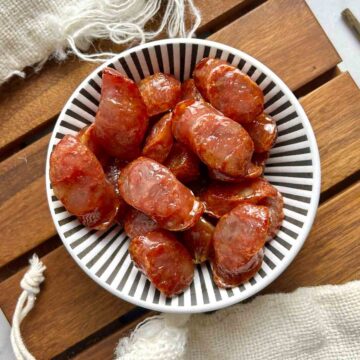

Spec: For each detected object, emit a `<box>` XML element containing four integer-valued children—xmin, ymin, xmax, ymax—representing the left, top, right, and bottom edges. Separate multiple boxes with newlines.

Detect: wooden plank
<box><xmin>58</xmin><ymin>181</ymin><xmax>360</xmax><ymax>358</ymax></box>
<box><xmin>2</xmin><ymin>73</ymin><xmax>359</xmax><ymax>267</ymax></box>
<box><xmin>0</xmin><ymin>0</ymin><xmax>339</xmax><ymax>153</ymax></box>
<box><xmin>209</xmin><ymin>0</ymin><xmax>340</xmax><ymax>90</ymax></box>
<box><xmin>0</xmin><ymin>135</ymin><xmax>54</xmax><ymax>266</ymax></box>
<box><xmin>265</xmin><ymin>180</ymin><xmax>360</xmax><ymax>294</ymax></box>
<box><xmin>0</xmin><ymin>247</ymin><xmax>134</xmax><ymax>359</ymax></box>
<box><xmin>300</xmin><ymin>72</ymin><xmax>360</xmax><ymax>192</ymax></box>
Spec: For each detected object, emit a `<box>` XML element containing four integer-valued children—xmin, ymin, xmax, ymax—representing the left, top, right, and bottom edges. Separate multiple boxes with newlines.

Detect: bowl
<box><xmin>46</xmin><ymin>38</ymin><xmax>321</xmax><ymax>313</ymax></box>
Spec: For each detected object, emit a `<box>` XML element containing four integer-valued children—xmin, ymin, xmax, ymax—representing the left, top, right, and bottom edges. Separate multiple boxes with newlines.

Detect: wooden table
<box><xmin>0</xmin><ymin>1</ymin><xmax>359</xmax><ymax>358</ymax></box>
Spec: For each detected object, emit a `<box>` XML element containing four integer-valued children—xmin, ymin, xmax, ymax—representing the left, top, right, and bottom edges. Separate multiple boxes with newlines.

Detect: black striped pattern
<box><xmin>46</xmin><ymin>40</ymin><xmax>319</xmax><ymax>312</ymax></box>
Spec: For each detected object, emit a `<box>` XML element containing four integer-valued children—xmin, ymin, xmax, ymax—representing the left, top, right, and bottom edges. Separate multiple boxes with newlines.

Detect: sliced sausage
<box><xmin>129</xmin><ymin>230</ymin><xmax>194</xmax><ymax>297</ymax></box>
<box><xmin>119</xmin><ymin>157</ymin><xmax>204</xmax><ymax>231</ymax></box>
<box><xmin>142</xmin><ymin>112</ymin><xmax>173</xmax><ymax>163</ymax></box>
<box><xmin>164</xmin><ymin>142</ymin><xmax>200</xmax><ymax>183</ymax></box>
<box><xmin>50</xmin><ymin>135</ymin><xmax>118</xmax><ymax>229</ymax></box>
<box><xmin>244</xmin><ymin>113</ymin><xmax>277</xmax><ymax>153</ymax></box>
<box><xmin>212</xmin><ymin>204</ymin><xmax>269</xmax><ymax>288</ymax></box>
<box><xmin>181</xmin><ymin>78</ymin><xmax>203</xmax><ymax>101</ymax></box>
<box><xmin>124</xmin><ymin>208</ymin><xmax>159</xmax><ymax>238</ymax></box>
<box><xmin>138</xmin><ymin>73</ymin><xmax>181</xmax><ymax>116</ymax></box>
<box><xmin>172</xmin><ymin>100</ymin><xmax>255</xmax><ymax>177</ymax></box>
<box><xmin>94</xmin><ymin>67</ymin><xmax>148</xmax><ymax>160</ymax></box>
<box><xmin>192</xmin><ymin>57</ymin><xmax>226</xmax><ymax>96</ymax></box>
<box><xmin>193</xmin><ymin>58</ymin><xmax>264</xmax><ymax>124</ymax></box>
<box><xmin>200</xmin><ymin>178</ymin><xmax>278</xmax><ymax>218</ymax></box>
<box><xmin>182</xmin><ymin>217</ymin><xmax>214</xmax><ymax>264</ymax></box>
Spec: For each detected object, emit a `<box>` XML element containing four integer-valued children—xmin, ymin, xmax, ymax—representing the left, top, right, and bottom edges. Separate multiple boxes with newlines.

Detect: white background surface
<box><xmin>306</xmin><ymin>0</ymin><xmax>360</xmax><ymax>87</ymax></box>
<box><xmin>0</xmin><ymin>309</ymin><xmax>15</xmax><ymax>360</ymax></box>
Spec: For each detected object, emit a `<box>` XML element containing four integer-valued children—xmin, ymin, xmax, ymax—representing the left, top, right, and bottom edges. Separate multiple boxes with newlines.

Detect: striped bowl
<box><xmin>46</xmin><ymin>38</ymin><xmax>321</xmax><ymax>313</ymax></box>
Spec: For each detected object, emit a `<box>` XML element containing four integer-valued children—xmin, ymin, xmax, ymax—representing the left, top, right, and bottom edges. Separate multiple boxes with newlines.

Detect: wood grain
<box><xmin>209</xmin><ymin>0</ymin><xmax>340</xmax><ymax>90</ymax></box>
<box><xmin>0</xmin><ymin>0</ymin><xmax>339</xmax><ymax>153</ymax></box>
<box><xmin>300</xmin><ymin>72</ymin><xmax>360</xmax><ymax>192</ymax></box>
<box><xmin>266</xmin><ymin>181</ymin><xmax>360</xmax><ymax>293</ymax></box>
<box><xmin>0</xmin><ymin>135</ymin><xmax>54</xmax><ymax>266</ymax></box>
<box><xmin>0</xmin><ymin>247</ymin><xmax>134</xmax><ymax>360</ymax></box>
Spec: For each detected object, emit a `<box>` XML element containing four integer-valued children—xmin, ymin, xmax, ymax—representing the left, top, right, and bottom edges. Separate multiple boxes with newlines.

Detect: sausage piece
<box><xmin>119</xmin><ymin>157</ymin><xmax>204</xmax><ymax>231</ymax></box>
<box><xmin>50</xmin><ymin>135</ymin><xmax>118</xmax><ymax>229</ymax></box>
<box><xmin>94</xmin><ymin>67</ymin><xmax>148</xmax><ymax>160</ymax></box>
<box><xmin>172</xmin><ymin>100</ymin><xmax>255</xmax><ymax>177</ymax></box>
<box><xmin>129</xmin><ymin>230</ymin><xmax>194</xmax><ymax>297</ymax></box>
<box><xmin>138</xmin><ymin>73</ymin><xmax>181</xmax><ymax>116</ymax></box>
<box><xmin>181</xmin><ymin>79</ymin><xmax>203</xmax><ymax>101</ymax></box>
<box><xmin>192</xmin><ymin>57</ymin><xmax>226</xmax><ymax>96</ymax></box>
<box><xmin>200</xmin><ymin>178</ymin><xmax>284</xmax><ymax>240</ymax></box>
<box><xmin>193</xmin><ymin>58</ymin><xmax>264</xmax><ymax>124</ymax></box>
<box><xmin>182</xmin><ymin>217</ymin><xmax>214</xmax><ymax>263</ymax></box>
<box><xmin>124</xmin><ymin>208</ymin><xmax>159</xmax><ymax>238</ymax></box>
<box><xmin>208</xmin><ymin>165</ymin><xmax>263</xmax><ymax>183</ymax></box>
<box><xmin>212</xmin><ymin>204</ymin><xmax>269</xmax><ymax>288</ymax></box>
<box><xmin>164</xmin><ymin>142</ymin><xmax>200</xmax><ymax>183</ymax></box>
<box><xmin>244</xmin><ymin>113</ymin><xmax>277</xmax><ymax>153</ymax></box>
<box><xmin>200</xmin><ymin>178</ymin><xmax>278</xmax><ymax>218</ymax></box>
<box><xmin>77</xmin><ymin>124</ymin><xmax>110</xmax><ymax>167</ymax></box>
<box><xmin>142</xmin><ymin>112</ymin><xmax>173</xmax><ymax>163</ymax></box>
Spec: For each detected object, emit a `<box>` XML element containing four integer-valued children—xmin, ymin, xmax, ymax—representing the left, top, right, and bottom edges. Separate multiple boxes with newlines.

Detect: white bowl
<box><xmin>46</xmin><ymin>38</ymin><xmax>321</xmax><ymax>313</ymax></box>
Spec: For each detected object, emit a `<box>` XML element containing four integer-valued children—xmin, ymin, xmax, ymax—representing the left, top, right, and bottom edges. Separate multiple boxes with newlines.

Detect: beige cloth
<box><xmin>186</xmin><ymin>281</ymin><xmax>360</xmax><ymax>359</ymax></box>
<box><xmin>116</xmin><ymin>281</ymin><xmax>360</xmax><ymax>359</ymax></box>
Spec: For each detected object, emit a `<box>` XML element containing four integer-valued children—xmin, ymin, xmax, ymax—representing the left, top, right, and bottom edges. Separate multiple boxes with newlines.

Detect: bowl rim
<box><xmin>45</xmin><ymin>37</ymin><xmax>321</xmax><ymax>313</ymax></box>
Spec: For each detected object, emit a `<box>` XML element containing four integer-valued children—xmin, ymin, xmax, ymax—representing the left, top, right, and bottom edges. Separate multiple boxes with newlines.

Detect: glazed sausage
<box><xmin>77</xmin><ymin>124</ymin><xmax>110</xmax><ymax>167</ymax></box>
<box><xmin>94</xmin><ymin>67</ymin><xmax>148</xmax><ymax>160</ymax></box>
<box><xmin>212</xmin><ymin>204</ymin><xmax>269</xmax><ymax>288</ymax></box>
<box><xmin>118</xmin><ymin>157</ymin><xmax>204</xmax><ymax>231</ymax></box>
<box><xmin>200</xmin><ymin>178</ymin><xmax>278</xmax><ymax>218</ymax></box>
<box><xmin>124</xmin><ymin>208</ymin><xmax>159</xmax><ymax>238</ymax></box>
<box><xmin>181</xmin><ymin>78</ymin><xmax>203</xmax><ymax>101</ymax></box>
<box><xmin>193</xmin><ymin>58</ymin><xmax>264</xmax><ymax>124</ymax></box>
<box><xmin>182</xmin><ymin>217</ymin><xmax>214</xmax><ymax>264</ymax></box>
<box><xmin>252</xmin><ymin>151</ymin><xmax>269</xmax><ymax>170</ymax></box>
<box><xmin>244</xmin><ymin>113</ymin><xmax>277</xmax><ymax>153</ymax></box>
<box><xmin>129</xmin><ymin>230</ymin><xmax>194</xmax><ymax>297</ymax></box>
<box><xmin>200</xmin><ymin>178</ymin><xmax>284</xmax><ymax>240</ymax></box>
<box><xmin>50</xmin><ymin>135</ymin><xmax>118</xmax><ymax>229</ymax></box>
<box><xmin>164</xmin><ymin>142</ymin><xmax>200</xmax><ymax>183</ymax></box>
<box><xmin>208</xmin><ymin>164</ymin><xmax>263</xmax><ymax>182</ymax></box>
<box><xmin>142</xmin><ymin>112</ymin><xmax>174</xmax><ymax>163</ymax></box>
<box><xmin>138</xmin><ymin>73</ymin><xmax>181</xmax><ymax>116</ymax></box>
<box><xmin>192</xmin><ymin>57</ymin><xmax>226</xmax><ymax>96</ymax></box>
<box><xmin>172</xmin><ymin>100</ymin><xmax>255</xmax><ymax>177</ymax></box>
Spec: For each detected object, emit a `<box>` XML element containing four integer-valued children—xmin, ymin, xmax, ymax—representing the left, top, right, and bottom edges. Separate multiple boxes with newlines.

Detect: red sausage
<box><xmin>181</xmin><ymin>79</ymin><xmax>203</xmax><ymax>101</ymax></box>
<box><xmin>200</xmin><ymin>178</ymin><xmax>278</xmax><ymax>218</ymax></box>
<box><xmin>142</xmin><ymin>112</ymin><xmax>173</xmax><ymax>163</ymax></box>
<box><xmin>212</xmin><ymin>204</ymin><xmax>269</xmax><ymax>288</ymax></box>
<box><xmin>94</xmin><ymin>67</ymin><xmax>148</xmax><ymax>160</ymax></box>
<box><xmin>129</xmin><ymin>230</ymin><xmax>194</xmax><ymax>297</ymax></box>
<box><xmin>193</xmin><ymin>58</ymin><xmax>264</xmax><ymax>124</ymax></box>
<box><xmin>182</xmin><ymin>217</ymin><xmax>214</xmax><ymax>263</ymax></box>
<box><xmin>244</xmin><ymin>113</ymin><xmax>277</xmax><ymax>153</ymax></box>
<box><xmin>50</xmin><ymin>135</ymin><xmax>118</xmax><ymax>229</ymax></box>
<box><xmin>124</xmin><ymin>208</ymin><xmax>159</xmax><ymax>238</ymax></box>
<box><xmin>172</xmin><ymin>100</ymin><xmax>255</xmax><ymax>177</ymax></box>
<box><xmin>164</xmin><ymin>142</ymin><xmax>200</xmax><ymax>183</ymax></box>
<box><xmin>77</xmin><ymin>124</ymin><xmax>110</xmax><ymax>167</ymax></box>
<box><xmin>192</xmin><ymin>58</ymin><xmax>226</xmax><ymax>96</ymax></box>
<box><xmin>200</xmin><ymin>178</ymin><xmax>284</xmax><ymax>240</ymax></box>
<box><xmin>138</xmin><ymin>73</ymin><xmax>181</xmax><ymax>116</ymax></box>
<box><xmin>118</xmin><ymin>157</ymin><xmax>204</xmax><ymax>231</ymax></box>
<box><xmin>208</xmin><ymin>165</ymin><xmax>263</xmax><ymax>182</ymax></box>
